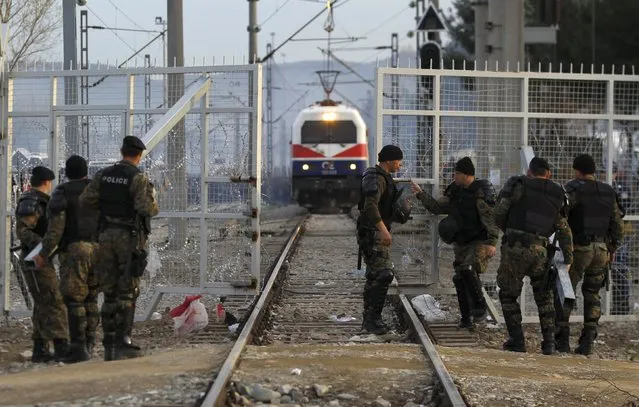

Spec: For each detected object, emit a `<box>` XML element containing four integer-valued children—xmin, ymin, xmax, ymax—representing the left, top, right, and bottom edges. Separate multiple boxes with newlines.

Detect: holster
<box><xmin>130</xmin><ymin>249</ymin><xmax>148</xmax><ymax>278</ymax></box>
<box><xmin>357</xmin><ymin>225</ymin><xmax>376</xmax><ymax>258</ymax></box>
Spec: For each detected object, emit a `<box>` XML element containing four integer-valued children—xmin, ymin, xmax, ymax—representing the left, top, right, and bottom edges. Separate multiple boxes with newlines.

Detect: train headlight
<box><xmin>350</xmin><ymin>163</ymin><xmax>357</xmax><ymax>170</ymax></box>
<box><xmin>302</xmin><ymin>164</ymin><xmax>310</xmax><ymax>170</ymax></box>
<box><xmin>322</xmin><ymin>112</ymin><xmax>336</xmax><ymax>121</ymax></box>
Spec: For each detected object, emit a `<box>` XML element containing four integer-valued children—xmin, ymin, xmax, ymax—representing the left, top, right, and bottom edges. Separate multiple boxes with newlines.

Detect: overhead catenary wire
<box><xmin>86</xmin><ymin>5</ymin><xmax>137</xmax><ymax>53</ymax></box>
<box><xmin>336</xmin><ymin>5</ymin><xmax>409</xmax><ymax>54</ymax></box>
<box><xmin>260</xmin><ymin>0</ymin><xmax>294</xmax><ymax>26</ymax></box>
<box><xmin>261</xmin><ymin>0</ymin><xmax>354</xmax><ymax>62</ymax></box>
<box><xmin>107</xmin><ymin>0</ymin><xmax>149</xmax><ymax>33</ymax></box>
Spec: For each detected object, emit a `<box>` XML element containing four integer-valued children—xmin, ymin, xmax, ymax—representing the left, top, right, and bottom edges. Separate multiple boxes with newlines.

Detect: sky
<box><xmin>62</xmin><ymin>0</ymin><xmax>454</xmax><ymax>66</ymax></box>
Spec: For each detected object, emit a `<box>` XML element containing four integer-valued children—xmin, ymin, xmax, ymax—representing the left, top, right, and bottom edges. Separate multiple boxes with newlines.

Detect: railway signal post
<box><xmin>416</xmin><ymin>1</ymin><xmax>445</xmax><ymax>180</ymax></box>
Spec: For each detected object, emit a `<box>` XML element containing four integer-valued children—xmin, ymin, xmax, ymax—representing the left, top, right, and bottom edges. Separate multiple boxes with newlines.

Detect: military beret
<box><xmin>122</xmin><ymin>136</ymin><xmax>146</xmax><ymax>151</ymax></box>
<box><xmin>65</xmin><ymin>155</ymin><xmax>88</xmax><ymax>180</ymax></box>
<box><xmin>31</xmin><ymin>166</ymin><xmax>55</xmax><ymax>182</ymax></box>
<box><xmin>378</xmin><ymin>145</ymin><xmax>403</xmax><ymax>162</ymax></box>
<box><xmin>455</xmin><ymin>157</ymin><xmax>475</xmax><ymax>176</ymax></box>
<box><xmin>572</xmin><ymin>154</ymin><xmax>596</xmax><ymax>175</ymax></box>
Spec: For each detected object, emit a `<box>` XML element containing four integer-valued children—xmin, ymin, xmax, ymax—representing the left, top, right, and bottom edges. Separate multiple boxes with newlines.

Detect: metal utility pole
<box><xmin>415</xmin><ymin>0</ymin><xmax>441</xmax><ymax>179</ymax></box>
<box><xmin>63</xmin><ymin>0</ymin><xmax>80</xmax><ymax>155</ymax></box>
<box><xmin>144</xmin><ymin>54</ymin><xmax>152</xmax><ymax>134</ymax></box>
<box><xmin>265</xmin><ymin>41</ymin><xmax>273</xmax><ymax>197</ymax></box>
<box><xmin>80</xmin><ymin>9</ymin><xmax>89</xmax><ymax>159</ymax></box>
<box><xmin>167</xmin><ymin>0</ymin><xmax>186</xmax><ymax>248</ymax></box>
<box><xmin>473</xmin><ymin>0</ymin><xmax>489</xmax><ymax>67</ymax></box>
<box><xmin>155</xmin><ymin>16</ymin><xmax>168</xmax><ymax>106</ymax></box>
<box><xmin>390</xmin><ymin>33</ymin><xmax>399</xmax><ymax>145</ymax></box>
<box><xmin>0</xmin><ymin>8</ymin><xmax>11</xmax><ymax>315</ymax></box>
<box><xmin>248</xmin><ymin>0</ymin><xmax>259</xmax><ymax>63</ymax></box>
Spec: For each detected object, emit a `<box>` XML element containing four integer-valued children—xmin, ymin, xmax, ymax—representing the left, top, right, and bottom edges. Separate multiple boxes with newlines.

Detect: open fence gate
<box><xmin>0</xmin><ymin>64</ymin><xmax>262</xmax><ymax>320</ymax></box>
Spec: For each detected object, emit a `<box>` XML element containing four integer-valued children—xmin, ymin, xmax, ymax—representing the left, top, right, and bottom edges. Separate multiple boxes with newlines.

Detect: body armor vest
<box><xmin>98</xmin><ymin>162</ymin><xmax>140</xmax><ymax>220</ymax></box>
<box><xmin>506</xmin><ymin>177</ymin><xmax>564</xmax><ymax>237</ymax></box>
<box><xmin>358</xmin><ymin>166</ymin><xmax>398</xmax><ymax>224</ymax></box>
<box><xmin>446</xmin><ymin>180</ymin><xmax>490</xmax><ymax>244</ymax></box>
<box><xmin>566</xmin><ymin>179</ymin><xmax>615</xmax><ymax>244</ymax></box>
<box><xmin>59</xmin><ymin>179</ymin><xmax>99</xmax><ymax>248</ymax></box>
<box><xmin>16</xmin><ymin>190</ymin><xmax>49</xmax><ymax>250</ymax></box>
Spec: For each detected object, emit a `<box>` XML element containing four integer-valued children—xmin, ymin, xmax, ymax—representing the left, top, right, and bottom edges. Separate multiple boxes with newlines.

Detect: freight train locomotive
<box><xmin>291</xmin><ymin>100</ymin><xmax>368</xmax><ymax>212</ymax></box>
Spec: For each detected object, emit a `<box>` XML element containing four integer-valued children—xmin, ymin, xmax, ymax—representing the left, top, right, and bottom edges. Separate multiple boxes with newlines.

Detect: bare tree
<box><xmin>0</xmin><ymin>0</ymin><xmax>60</xmax><ymax>71</ymax></box>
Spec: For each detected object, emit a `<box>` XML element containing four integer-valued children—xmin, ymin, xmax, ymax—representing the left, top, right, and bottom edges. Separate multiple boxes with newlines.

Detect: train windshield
<box><xmin>301</xmin><ymin>120</ymin><xmax>357</xmax><ymax>144</ymax></box>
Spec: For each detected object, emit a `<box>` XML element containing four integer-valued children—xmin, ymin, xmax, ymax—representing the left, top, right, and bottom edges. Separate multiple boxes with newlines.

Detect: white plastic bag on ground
<box><xmin>411</xmin><ymin>294</ymin><xmax>447</xmax><ymax>322</ymax></box>
<box><xmin>170</xmin><ymin>296</ymin><xmax>209</xmax><ymax>336</ymax></box>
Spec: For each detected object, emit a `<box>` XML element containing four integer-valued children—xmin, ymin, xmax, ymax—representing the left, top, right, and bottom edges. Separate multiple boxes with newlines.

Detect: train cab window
<box><xmin>301</xmin><ymin>120</ymin><xmax>357</xmax><ymax>144</ymax></box>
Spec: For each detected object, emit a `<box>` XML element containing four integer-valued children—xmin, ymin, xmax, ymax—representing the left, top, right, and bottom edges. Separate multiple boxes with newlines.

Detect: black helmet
<box><xmin>391</xmin><ymin>189</ymin><xmax>412</xmax><ymax>224</ymax></box>
<box><xmin>438</xmin><ymin>216</ymin><xmax>458</xmax><ymax>244</ymax></box>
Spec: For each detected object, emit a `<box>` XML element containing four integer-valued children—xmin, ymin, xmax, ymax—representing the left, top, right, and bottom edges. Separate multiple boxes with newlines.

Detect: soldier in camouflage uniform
<box><xmin>80</xmin><ymin>136</ymin><xmax>159</xmax><ymax>361</ymax></box>
<box><xmin>357</xmin><ymin>145</ymin><xmax>404</xmax><ymax>335</ymax></box>
<box><xmin>15</xmin><ymin>166</ymin><xmax>69</xmax><ymax>362</ymax></box>
<box><xmin>494</xmin><ymin>157</ymin><xmax>573</xmax><ymax>355</ymax></box>
<box><xmin>411</xmin><ymin>157</ymin><xmax>499</xmax><ymax>329</ymax></box>
<box><xmin>34</xmin><ymin>156</ymin><xmax>100</xmax><ymax>363</ymax></box>
<box><xmin>555</xmin><ymin>154</ymin><xmax>624</xmax><ymax>355</ymax></box>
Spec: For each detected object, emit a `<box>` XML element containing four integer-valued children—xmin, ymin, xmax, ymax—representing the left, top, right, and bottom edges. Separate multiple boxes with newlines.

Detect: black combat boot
<box><xmin>103</xmin><ymin>333</ymin><xmax>116</xmax><ymax>362</ymax></box>
<box><xmin>362</xmin><ymin>295</ymin><xmax>389</xmax><ymax>335</ymax></box>
<box><xmin>63</xmin><ymin>305</ymin><xmax>90</xmax><ymax>363</ymax></box>
<box><xmin>503</xmin><ymin>321</ymin><xmax>526</xmax><ymax>353</ymax></box>
<box><xmin>31</xmin><ymin>339</ymin><xmax>53</xmax><ymax>363</ymax></box>
<box><xmin>114</xmin><ymin>308</ymin><xmax>142</xmax><ymax>360</ymax></box>
<box><xmin>361</xmin><ymin>280</ymin><xmax>374</xmax><ymax>331</ymax></box>
<box><xmin>574</xmin><ymin>328</ymin><xmax>597</xmax><ymax>356</ymax></box>
<box><xmin>64</xmin><ymin>341</ymin><xmax>90</xmax><ymax>363</ymax></box>
<box><xmin>453</xmin><ymin>273</ymin><xmax>473</xmax><ymax>329</ymax></box>
<box><xmin>459</xmin><ymin>266</ymin><xmax>487</xmax><ymax>321</ymax></box>
<box><xmin>554</xmin><ymin>326</ymin><xmax>570</xmax><ymax>353</ymax></box>
<box><xmin>541</xmin><ymin>328</ymin><xmax>555</xmax><ymax>355</ymax></box>
<box><xmin>53</xmin><ymin>338</ymin><xmax>70</xmax><ymax>362</ymax></box>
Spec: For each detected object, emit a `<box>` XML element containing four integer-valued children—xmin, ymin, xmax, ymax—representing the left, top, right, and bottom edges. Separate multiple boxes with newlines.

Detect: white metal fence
<box><xmin>376</xmin><ymin>65</ymin><xmax>639</xmax><ymax>322</ymax></box>
<box><xmin>1</xmin><ymin>63</ymin><xmax>263</xmax><ymax>319</ymax></box>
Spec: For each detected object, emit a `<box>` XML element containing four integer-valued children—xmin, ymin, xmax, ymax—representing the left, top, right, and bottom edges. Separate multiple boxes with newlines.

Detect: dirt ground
<box><xmin>231</xmin><ymin>343</ymin><xmax>435</xmax><ymax>406</ymax></box>
<box><xmin>0</xmin><ymin>344</ymin><xmax>230</xmax><ymax>406</ymax></box>
<box><xmin>439</xmin><ymin>346</ymin><xmax>639</xmax><ymax>407</ymax></box>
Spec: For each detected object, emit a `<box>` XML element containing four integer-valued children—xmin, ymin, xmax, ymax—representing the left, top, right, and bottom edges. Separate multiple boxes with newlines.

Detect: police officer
<box><xmin>15</xmin><ymin>166</ymin><xmax>69</xmax><ymax>362</ymax></box>
<box><xmin>34</xmin><ymin>156</ymin><xmax>100</xmax><ymax>363</ymax></box>
<box><xmin>357</xmin><ymin>145</ymin><xmax>404</xmax><ymax>335</ymax></box>
<box><xmin>555</xmin><ymin>154</ymin><xmax>624</xmax><ymax>355</ymax></box>
<box><xmin>80</xmin><ymin>136</ymin><xmax>159</xmax><ymax>361</ymax></box>
<box><xmin>411</xmin><ymin>157</ymin><xmax>499</xmax><ymax>328</ymax></box>
<box><xmin>494</xmin><ymin>157</ymin><xmax>573</xmax><ymax>355</ymax></box>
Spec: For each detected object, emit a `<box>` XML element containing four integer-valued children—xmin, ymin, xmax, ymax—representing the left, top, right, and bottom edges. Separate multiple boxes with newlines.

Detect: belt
<box><xmin>104</xmin><ymin>221</ymin><xmax>134</xmax><ymax>230</ymax></box>
<box><xmin>504</xmin><ymin>231</ymin><xmax>547</xmax><ymax>247</ymax></box>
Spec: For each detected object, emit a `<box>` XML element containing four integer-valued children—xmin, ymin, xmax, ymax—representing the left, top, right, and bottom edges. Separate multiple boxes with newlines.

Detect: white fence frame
<box><xmin>0</xmin><ymin>64</ymin><xmax>263</xmax><ymax>319</ymax></box>
<box><xmin>375</xmin><ymin>66</ymin><xmax>639</xmax><ymax>323</ymax></box>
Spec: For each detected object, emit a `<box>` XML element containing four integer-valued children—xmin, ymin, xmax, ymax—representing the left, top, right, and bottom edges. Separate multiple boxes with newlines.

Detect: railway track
<box><xmin>198</xmin><ymin>214</ymin><xmax>466</xmax><ymax>407</ymax></box>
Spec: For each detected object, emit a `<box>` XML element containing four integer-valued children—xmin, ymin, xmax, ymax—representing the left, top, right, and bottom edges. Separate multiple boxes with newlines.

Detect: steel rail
<box><xmin>199</xmin><ymin>217</ymin><xmax>307</xmax><ymax>407</ymax></box>
<box><xmin>398</xmin><ymin>294</ymin><xmax>467</xmax><ymax>407</ymax></box>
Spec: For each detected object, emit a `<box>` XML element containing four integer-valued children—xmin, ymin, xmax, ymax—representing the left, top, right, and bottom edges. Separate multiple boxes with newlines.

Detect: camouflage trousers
<box><xmin>59</xmin><ymin>241</ymin><xmax>100</xmax><ymax>344</ymax></box>
<box><xmin>20</xmin><ymin>260</ymin><xmax>68</xmax><ymax>341</ymax></box>
<box><xmin>95</xmin><ymin>228</ymin><xmax>141</xmax><ymax>344</ymax></box>
<box><xmin>453</xmin><ymin>241</ymin><xmax>493</xmax><ymax>273</ymax></box>
<box><xmin>496</xmin><ymin>242</ymin><xmax>554</xmax><ymax>336</ymax></box>
<box><xmin>361</xmin><ymin>231</ymin><xmax>394</xmax><ymax>325</ymax></box>
<box><xmin>361</xmin><ymin>232</ymin><xmax>393</xmax><ymax>273</ymax></box>
<box><xmin>556</xmin><ymin>242</ymin><xmax>608</xmax><ymax>330</ymax></box>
